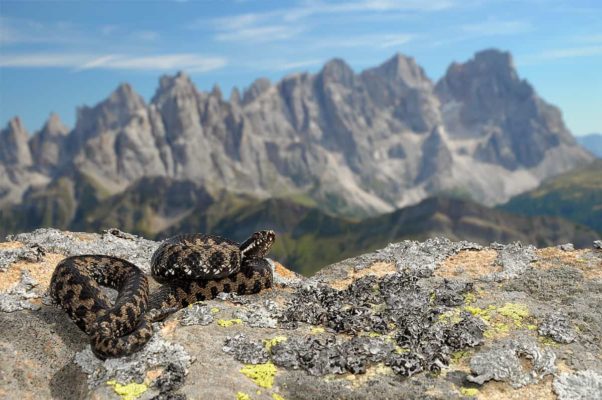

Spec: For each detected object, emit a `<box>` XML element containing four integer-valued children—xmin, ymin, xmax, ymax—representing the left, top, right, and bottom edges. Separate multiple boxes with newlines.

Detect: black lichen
<box><xmin>227</xmin><ymin>271</ymin><xmax>484</xmax><ymax>379</ymax></box>
<box><xmin>538</xmin><ymin>313</ymin><xmax>576</xmax><ymax>344</ymax></box>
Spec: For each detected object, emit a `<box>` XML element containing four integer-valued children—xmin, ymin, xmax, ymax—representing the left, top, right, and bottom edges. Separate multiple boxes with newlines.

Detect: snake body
<box><xmin>49</xmin><ymin>231</ymin><xmax>275</xmax><ymax>358</ymax></box>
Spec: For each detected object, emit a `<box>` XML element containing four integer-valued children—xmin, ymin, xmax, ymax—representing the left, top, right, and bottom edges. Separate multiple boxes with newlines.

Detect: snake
<box><xmin>49</xmin><ymin>231</ymin><xmax>275</xmax><ymax>359</ymax></box>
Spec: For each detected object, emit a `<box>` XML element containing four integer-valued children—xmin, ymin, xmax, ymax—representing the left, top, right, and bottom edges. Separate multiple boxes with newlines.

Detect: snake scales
<box><xmin>49</xmin><ymin>231</ymin><xmax>275</xmax><ymax>358</ymax></box>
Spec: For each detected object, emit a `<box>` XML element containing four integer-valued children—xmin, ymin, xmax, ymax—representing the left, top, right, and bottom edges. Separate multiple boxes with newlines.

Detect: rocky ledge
<box><xmin>0</xmin><ymin>229</ymin><xmax>601</xmax><ymax>400</ymax></box>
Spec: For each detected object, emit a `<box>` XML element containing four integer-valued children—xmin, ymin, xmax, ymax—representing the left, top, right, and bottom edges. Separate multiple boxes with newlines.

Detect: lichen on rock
<box><xmin>0</xmin><ymin>269</ymin><xmax>41</xmax><ymax>312</ymax></box>
<box><xmin>467</xmin><ymin>337</ymin><xmax>556</xmax><ymax>388</ymax></box>
<box><xmin>74</xmin><ymin>325</ymin><xmax>192</xmax><ymax>389</ymax></box>
<box><xmin>2</xmin><ymin>230</ymin><xmax>602</xmax><ymax>399</ymax></box>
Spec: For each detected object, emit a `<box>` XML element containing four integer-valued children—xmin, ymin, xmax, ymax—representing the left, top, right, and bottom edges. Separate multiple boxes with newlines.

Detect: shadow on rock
<box><xmin>50</xmin><ymin>362</ymin><xmax>88</xmax><ymax>400</ymax></box>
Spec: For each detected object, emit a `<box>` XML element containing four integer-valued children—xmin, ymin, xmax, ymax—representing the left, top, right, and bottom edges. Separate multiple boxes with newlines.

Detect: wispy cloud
<box><xmin>0</xmin><ymin>53</ymin><xmax>227</xmax><ymax>72</ymax></box>
<box><xmin>282</xmin><ymin>0</ymin><xmax>456</xmax><ymax>21</ymax></box>
<box><xmin>280</xmin><ymin>59</ymin><xmax>322</xmax><ymax>70</ymax></box>
<box><xmin>0</xmin><ymin>16</ymin><xmax>81</xmax><ymax>45</ymax></box>
<box><xmin>204</xmin><ymin>0</ymin><xmax>452</xmax><ymax>44</ymax></box>
<box><xmin>524</xmin><ymin>45</ymin><xmax>602</xmax><ymax>62</ymax></box>
<box><xmin>215</xmin><ymin>25</ymin><xmax>304</xmax><ymax>42</ymax></box>
<box><xmin>313</xmin><ymin>33</ymin><xmax>415</xmax><ymax>49</ymax></box>
<box><xmin>461</xmin><ymin>19</ymin><xmax>532</xmax><ymax>36</ymax></box>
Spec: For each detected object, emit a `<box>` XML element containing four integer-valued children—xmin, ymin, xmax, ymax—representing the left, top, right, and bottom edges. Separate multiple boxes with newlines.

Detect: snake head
<box><xmin>240</xmin><ymin>230</ymin><xmax>276</xmax><ymax>259</ymax></box>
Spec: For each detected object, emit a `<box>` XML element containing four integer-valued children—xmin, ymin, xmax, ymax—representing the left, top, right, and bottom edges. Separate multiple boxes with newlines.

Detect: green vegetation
<box><xmin>501</xmin><ymin>160</ymin><xmax>602</xmax><ymax>233</ymax></box>
<box><xmin>1</xmin><ymin>169</ymin><xmax>599</xmax><ymax>276</ymax></box>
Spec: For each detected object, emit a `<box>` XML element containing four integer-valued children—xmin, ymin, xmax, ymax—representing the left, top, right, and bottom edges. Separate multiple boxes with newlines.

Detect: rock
<box><xmin>1</xmin><ymin>230</ymin><xmax>602</xmax><ymax>399</ymax></box>
<box><xmin>559</xmin><ymin>243</ymin><xmax>575</xmax><ymax>251</ymax></box>
<box><xmin>0</xmin><ymin>50</ymin><xmax>594</xmax><ymax>221</ymax></box>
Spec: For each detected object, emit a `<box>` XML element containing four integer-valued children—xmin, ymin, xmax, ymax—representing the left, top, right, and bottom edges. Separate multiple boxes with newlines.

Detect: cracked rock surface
<box><xmin>1</xmin><ymin>229</ymin><xmax>601</xmax><ymax>400</ymax></box>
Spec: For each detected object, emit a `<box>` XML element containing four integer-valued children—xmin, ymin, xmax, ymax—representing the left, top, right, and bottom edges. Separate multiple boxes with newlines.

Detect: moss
<box><xmin>217</xmin><ymin>319</ymin><xmax>243</xmax><ymax>327</ymax></box>
<box><xmin>106</xmin><ymin>380</ymin><xmax>148</xmax><ymax>400</ymax></box>
<box><xmin>264</xmin><ymin>336</ymin><xmax>287</xmax><ymax>352</ymax></box>
<box><xmin>236</xmin><ymin>392</ymin><xmax>252</xmax><ymax>400</ymax></box>
<box><xmin>460</xmin><ymin>387</ymin><xmax>479</xmax><ymax>397</ymax></box>
<box><xmin>240</xmin><ymin>362</ymin><xmax>278</xmax><ymax>389</ymax></box>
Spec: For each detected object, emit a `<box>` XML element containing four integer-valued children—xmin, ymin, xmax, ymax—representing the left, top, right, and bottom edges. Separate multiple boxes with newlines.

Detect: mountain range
<box><xmin>0</xmin><ymin>49</ymin><xmax>598</xmax><ymax>274</ymax></box>
<box><xmin>1</xmin><ymin>49</ymin><xmax>593</xmax><ymax>214</ymax></box>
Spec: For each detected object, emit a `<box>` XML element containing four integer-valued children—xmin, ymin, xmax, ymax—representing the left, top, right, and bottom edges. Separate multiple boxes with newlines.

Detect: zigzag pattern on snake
<box><xmin>49</xmin><ymin>231</ymin><xmax>275</xmax><ymax>358</ymax></box>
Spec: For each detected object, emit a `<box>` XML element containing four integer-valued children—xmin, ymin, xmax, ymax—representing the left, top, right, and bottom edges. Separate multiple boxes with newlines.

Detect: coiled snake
<box><xmin>49</xmin><ymin>231</ymin><xmax>275</xmax><ymax>358</ymax></box>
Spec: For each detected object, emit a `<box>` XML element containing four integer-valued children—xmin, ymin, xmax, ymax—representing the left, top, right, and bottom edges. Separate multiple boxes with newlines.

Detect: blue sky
<box><xmin>0</xmin><ymin>0</ymin><xmax>600</xmax><ymax>136</ymax></box>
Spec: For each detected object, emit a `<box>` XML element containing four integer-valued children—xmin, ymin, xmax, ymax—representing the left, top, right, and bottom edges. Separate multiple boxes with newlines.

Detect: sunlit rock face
<box><xmin>1</xmin><ymin>229</ymin><xmax>601</xmax><ymax>399</ymax></box>
<box><xmin>0</xmin><ymin>50</ymin><xmax>594</xmax><ymax>216</ymax></box>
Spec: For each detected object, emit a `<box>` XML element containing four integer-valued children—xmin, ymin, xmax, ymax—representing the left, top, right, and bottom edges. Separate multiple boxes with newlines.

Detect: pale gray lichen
<box><xmin>8</xmin><ymin>228</ymin><xmax>159</xmax><ymax>273</ymax></box>
<box><xmin>222</xmin><ymin>334</ymin><xmax>269</xmax><ymax>364</ymax></box>
<box><xmin>215</xmin><ymin>291</ymin><xmax>249</xmax><ymax>304</ymax></box>
<box><xmin>538</xmin><ymin>313</ymin><xmax>576</xmax><ymax>344</ymax></box>
<box><xmin>0</xmin><ymin>243</ymin><xmax>45</xmax><ymax>271</ymax></box>
<box><xmin>488</xmin><ymin>242</ymin><xmax>537</xmax><ymax>281</ymax></box>
<box><xmin>0</xmin><ymin>270</ymin><xmax>41</xmax><ymax>312</ymax></box>
<box><xmin>553</xmin><ymin>370</ymin><xmax>602</xmax><ymax>400</ymax></box>
<box><xmin>74</xmin><ymin>324</ymin><xmax>192</xmax><ymax>388</ymax></box>
<box><xmin>467</xmin><ymin>337</ymin><xmax>556</xmax><ymax>388</ymax></box>
<box><xmin>341</xmin><ymin>237</ymin><xmax>481</xmax><ymax>277</ymax></box>
<box><xmin>180</xmin><ymin>303</ymin><xmax>214</xmax><ymax>326</ymax></box>
<box><xmin>234</xmin><ymin>300</ymin><xmax>279</xmax><ymax>328</ymax></box>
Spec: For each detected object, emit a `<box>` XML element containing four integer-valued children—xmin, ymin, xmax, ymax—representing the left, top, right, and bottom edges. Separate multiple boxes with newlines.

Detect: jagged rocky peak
<box><xmin>152</xmin><ymin>71</ymin><xmax>199</xmax><ymax>105</ymax></box>
<box><xmin>210</xmin><ymin>84</ymin><xmax>223</xmax><ymax>99</ymax></box>
<box><xmin>369</xmin><ymin>53</ymin><xmax>432</xmax><ymax>89</ymax></box>
<box><xmin>0</xmin><ymin>117</ymin><xmax>32</xmax><ymax>166</ymax></box>
<box><xmin>108</xmin><ymin>83</ymin><xmax>146</xmax><ymax>111</ymax></box>
<box><xmin>436</xmin><ymin>48</ymin><xmax>592</xmax><ymax>170</ymax></box>
<box><xmin>242</xmin><ymin>77</ymin><xmax>272</xmax><ymax>104</ymax></box>
<box><xmin>435</xmin><ymin>48</ymin><xmax>527</xmax><ymax>107</ymax></box>
<box><xmin>320</xmin><ymin>58</ymin><xmax>355</xmax><ymax>86</ymax></box>
<box><xmin>39</xmin><ymin>113</ymin><xmax>69</xmax><ymax>137</ymax></box>
<box><xmin>229</xmin><ymin>87</ymin><xmax>241</xmax><ymax>104</ymax></box>
<box><xmin>72</xmin><ymin>83</ymin><xmax>146</xmax><ymax>141</ymax></box>
<box><xmin>29</xmin><ymin>113</ymin><xmax>69</xmax><ymax>169</ymax></box>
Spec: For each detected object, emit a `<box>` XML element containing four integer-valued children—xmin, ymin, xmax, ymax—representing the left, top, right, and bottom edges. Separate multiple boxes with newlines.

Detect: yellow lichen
<box><xmin>497</xmin><ymin>303</ymin><xmax>529</xmax><ymax>327</ymax></box>
<box><xmin>241</xmin><ymin>362</ymin><xmax>277</xmax><ymax>388</ymax></box>
<box><xmin>451</xmin><ymin>350</ymin><xmax>470</xmax><ymax>364</ymax></box>
<box><xmin>236</xmin><ymin>392</ymin><xmax>251</xmax><ymax>400</ymax></box>
<box><xmin>210</xmin><ymin>307</ymin><xmax>220</xmax><ymax>314</ymax></box>
<box><xmin>527</xmin><ymin>324</ymin><xmax>537</xmax><ymax>331</ymax></box>
<box><xmin>367</xmin><ymin>332</ymin><xmax>382</xmax><ymax>337</ymax></box>
<box><xmin>272</xmin><ymin>394</ymin><xmax>286</xmax><ymax>400</ymax></box>
<box><xmin>460</xmin><ymin>387</ymin><xmax>479</xmax><ymax>397</ymax></box>
<box><xmin>310</xmin><ymin>326</ymin><xmax>325</xmax><ymax>334</ymax></box>
<box><xmin>464</xmin><ymin>292</ymin><xmax>477</xmax><ymax>304</ymax></box>
<box><xmin>264</xmin><ymin>336</ymin><xmax>287</xmax><ymax>352</ymax></box>
<box><xmin>217</xmin><ymin>319</ymin><xmax>243</xmax><ymax>327</ymax></box>
<box><xmin>106</xmin><ymin>380</ymin><xmax>148</xmax><ymax>400</ymax></box>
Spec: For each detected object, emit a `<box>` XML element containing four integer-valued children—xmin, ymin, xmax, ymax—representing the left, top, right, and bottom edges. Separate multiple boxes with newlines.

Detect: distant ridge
<box><xmin>577</xmin><ymin>133</ymin><xmax>602</xmax><ymax>158</ymax></box>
